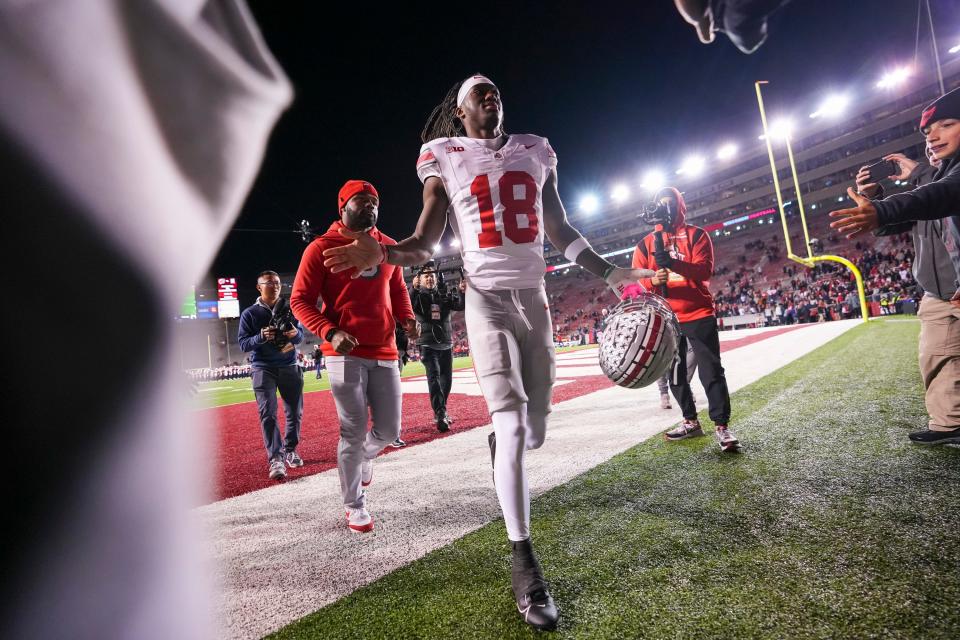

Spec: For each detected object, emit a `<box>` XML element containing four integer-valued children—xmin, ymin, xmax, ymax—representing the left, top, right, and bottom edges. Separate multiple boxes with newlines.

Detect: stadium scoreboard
<box><xmin>217</xmin><ymin>277</ymin><xmax>240</xmax><ymax>319</ymax></box>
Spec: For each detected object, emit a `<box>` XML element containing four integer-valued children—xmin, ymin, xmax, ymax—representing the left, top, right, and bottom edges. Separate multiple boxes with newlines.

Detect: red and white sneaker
<box><xmin>345</xmin><ymin>507</ymin><xmax>374</xmax><ymax>533</ymax></box>
<box><xmin>715</xmin><ymin>425</ymin><xmax>741</xmax><ymax>452</ymax></box>
<box><xmin>665</xmin><ymin>419</ymin><xmax>704</xmax><ymax>441</ymax></box>
<box><xmin>361</xmin><ymin>458</ymin><xmax>373</xmax><ymax>488</ymax></box>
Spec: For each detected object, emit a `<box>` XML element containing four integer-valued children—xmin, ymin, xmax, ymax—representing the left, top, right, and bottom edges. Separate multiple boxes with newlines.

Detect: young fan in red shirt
<box><xmin>291</xmin><ymin>179</ymin><xmax>417</xmax><ymax>533</ymax></box>
<box><xmin>628</xmin><ymin>187</ymin><xmax>740</xmax><ymax>452</ymax></box>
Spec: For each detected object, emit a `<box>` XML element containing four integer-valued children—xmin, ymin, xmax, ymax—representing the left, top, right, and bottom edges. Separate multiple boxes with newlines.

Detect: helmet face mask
<box><xmin>598</xmin><ymin>293</ymin><xmax>680</xmax><ymax>389</ymax></box>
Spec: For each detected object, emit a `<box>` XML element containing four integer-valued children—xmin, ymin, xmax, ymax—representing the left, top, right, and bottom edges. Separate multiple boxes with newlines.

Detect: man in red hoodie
<box><xmin>291</xmin><ymin>180</ymin><xmax>418</xmax><ymax>533</ymax></box>
<box><xmin>630</xmin><ymin>187</ymin><xmax>739</xmax><ymax>452</ymax></box>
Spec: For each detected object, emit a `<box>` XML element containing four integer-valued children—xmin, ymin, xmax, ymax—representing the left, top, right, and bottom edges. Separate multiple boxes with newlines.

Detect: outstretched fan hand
<box><xmin>322</xmin><ymin>228</ymin><xmax>382</xmax><ymax>278</ymax></box>
<box><xmin>828</xmin><ymin>188</ymin><xmax>879</xmax><ymax>239</ymax></box>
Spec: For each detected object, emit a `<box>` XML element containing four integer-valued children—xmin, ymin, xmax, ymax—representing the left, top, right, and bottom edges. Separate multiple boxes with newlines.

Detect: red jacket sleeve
<box><xmin>290</xmin><ymin>241</ymin><xmax>333</xmax><ymax>339</ymax></box>
<box><xmin>670</xmin><ymin>227</ymin><xmax>714</xmax><ymax>283</ymax></box>
<box><xmin>631</xmin><ymin>239</ymin><xmax>655</xmax><ymax>291</ymax></box>
<box><xmin>389</xmin><ymin>263</ymin><xmax>414</xmax><ymax>322</ymax></box>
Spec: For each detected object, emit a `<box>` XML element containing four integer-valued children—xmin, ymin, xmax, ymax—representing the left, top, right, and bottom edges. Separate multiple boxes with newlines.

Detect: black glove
<box><xmin>654</xmin><ymin>249</ymin><xmax>673</xmax><ymax>269</ymax></box>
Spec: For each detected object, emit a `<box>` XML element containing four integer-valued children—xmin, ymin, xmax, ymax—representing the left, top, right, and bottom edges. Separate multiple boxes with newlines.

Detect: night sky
<box><xmin>211</xmin><ymin>0</ymin><xmax>952</xmax><ymax>306</ymax></box>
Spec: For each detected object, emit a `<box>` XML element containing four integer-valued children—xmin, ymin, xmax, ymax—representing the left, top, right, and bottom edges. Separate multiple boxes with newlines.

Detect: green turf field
<box><xmin>193</xmin><ymin>344</ymin><xmax>597</xmax><ymax>409</ymax></box>
<box><xmin>268</xmin><ymin>319</ymin><xmax>960</xmax><ymax>639</ymax></box>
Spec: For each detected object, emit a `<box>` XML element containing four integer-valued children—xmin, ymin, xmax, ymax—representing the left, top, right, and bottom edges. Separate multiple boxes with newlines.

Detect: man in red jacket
<box><xmin>631</xmin><ymin>187</ymin><xmax>739</xmax><ymax>452</ymax></box>
<box><xmin>291</xmin><ymin>180</ymin><xmax>418</xmax><ymax>533</ymax></box>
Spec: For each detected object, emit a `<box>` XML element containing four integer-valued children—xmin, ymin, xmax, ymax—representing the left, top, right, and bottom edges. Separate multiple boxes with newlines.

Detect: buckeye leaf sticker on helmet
<box><xmin>598</xmin><ymin>292</ymin><xmax>680</xmax><ymax>389</ymax></box>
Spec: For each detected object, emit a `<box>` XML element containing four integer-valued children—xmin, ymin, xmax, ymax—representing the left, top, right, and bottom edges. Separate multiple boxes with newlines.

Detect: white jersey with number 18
<box><xmin>416</xmin><ymin>134</ymin><xmax>557</xmax><ymax>291</ymax></box>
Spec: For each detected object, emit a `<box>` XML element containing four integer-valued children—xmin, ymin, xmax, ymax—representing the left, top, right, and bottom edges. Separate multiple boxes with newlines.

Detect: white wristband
<box><xmin>563</xmin><ymin>237</ymin><xmax>590</xmax><ymax>262</ymax></box>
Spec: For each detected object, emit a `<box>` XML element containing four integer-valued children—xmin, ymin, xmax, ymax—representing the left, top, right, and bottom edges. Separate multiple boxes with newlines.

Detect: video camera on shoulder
<box><xmin>640</xmin><ymin>200</ymin><xmax>675</xmax><ymax>227</ymax></box>
<box><xmin>268</xmin><ymin>296</ymin><xmax>297</xmax><ymax>347</ymax></box>
<box><xmin>417</xmin><ymin>260</ymin><xmax>464</xmax><ymax>297</ymax></box>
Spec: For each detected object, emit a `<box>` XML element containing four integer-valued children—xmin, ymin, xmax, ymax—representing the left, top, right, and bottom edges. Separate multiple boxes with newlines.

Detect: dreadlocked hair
<box><xmin>420</xmin><ymin>76</ymin><xmax>506</xmax><ymax>144</ymax></box>
<box><xmin>420</xmin><ymin>80</ymin><xmax>465</xmax><ymax>143</ymax></box>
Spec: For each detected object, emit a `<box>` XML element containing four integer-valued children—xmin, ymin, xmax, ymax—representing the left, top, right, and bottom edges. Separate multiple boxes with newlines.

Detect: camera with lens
<box><xmin>640</xmin><ymin>200</ymin><xmax>675</xmax><ymax>227</ymax></box>
<box><xmin>268</xmin><ymin>296</ymin><xmax>297</xmax><ymax>347</ymax></box>
<box><xmin>417</xmin><ymin>260</ymin><xmax>458</xmax><ymax>296</ymax></box>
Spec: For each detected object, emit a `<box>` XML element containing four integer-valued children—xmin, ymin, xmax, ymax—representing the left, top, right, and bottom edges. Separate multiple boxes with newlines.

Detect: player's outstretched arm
<box><xmin>387</xmin><ymin>177</ymin><xmax>450</xmax><ymax>265</ymax></box>
<box><xmin>323</xmin><ymin>178</ymin><xmax>449</xmax><ymax>277</ymax></box>
<box><xmin>541</xmin><ymin>169</ymin><xmax>652</xmax><ymax>296</ymax></box>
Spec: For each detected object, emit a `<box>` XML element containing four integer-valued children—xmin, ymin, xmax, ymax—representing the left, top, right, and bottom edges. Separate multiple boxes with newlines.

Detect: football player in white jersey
<box><xmin>322</xmin><ymin>73</ymin><xmax>652</xmax><ymax>631</ymax></box>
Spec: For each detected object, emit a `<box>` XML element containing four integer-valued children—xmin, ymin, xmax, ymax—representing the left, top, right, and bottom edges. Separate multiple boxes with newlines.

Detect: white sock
<box><xmin>492</xmin><ymin>405</ymin><xmax>529</xmax><ymax>541</ymax></box>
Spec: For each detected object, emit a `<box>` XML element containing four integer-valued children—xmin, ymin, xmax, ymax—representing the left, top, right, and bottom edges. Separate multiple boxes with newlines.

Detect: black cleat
<box><xmin>436</xmin><ymin>415</ymin><xmax>451</xmax><ymax>433</ymax></box>
<box><xmin>488</xmin><ymin>431</ymin><xmax>497</xmax><ymax>485</ymax></box>
<box><xmin>908</xmin><ymin>428</ymin><xmax>960</xmax><ymax>445</ymax></box>
<box><xmin>511</xmin><ymin>539</ymin><xmax>559</xmax><ymax>631</ymax></box>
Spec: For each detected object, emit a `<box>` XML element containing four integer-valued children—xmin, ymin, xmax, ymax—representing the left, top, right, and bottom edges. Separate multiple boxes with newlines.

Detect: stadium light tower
<box><xmin>640</xmin><ymin>169</ymin><xmax>665</xmax><ymax>192</ymax></box>
<box><xmin>876</xmin><ymin>66</ymin><xmax>911</xmax><ymax>89</ymax></box>
<box><xmin>579</xmin><ymin>194</ymin><xmax>599</xmax><ymax>214</ymax></box>
<box><xmin>716</xmin><ymin>142</ymin><xmax>738</xmax><ymax>160</ymax></box>
<box><xmin>676</xmin><ymin>155</ymin><xmax>705</xmax><ymax>176</ymax></box>
<box><xmin>809</xmin><ymin>94</ymin><xmax>849</xmax><ymax>118</ymax></box>
<box><xmin>610</xmin><ymin>184</ymin><xmax>630</xmax><ymax>203</ymax></box>
<box><xmin>762</xmin><ymin>118</ymin><xmax>794</xmax><ymax>140</ymax></box>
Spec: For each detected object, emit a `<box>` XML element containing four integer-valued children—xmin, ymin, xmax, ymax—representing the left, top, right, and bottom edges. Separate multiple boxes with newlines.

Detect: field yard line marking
<box><xmin>198</xmin><ymin>320</ymin><xmax>859</xmax><ymax>640</ymax></box>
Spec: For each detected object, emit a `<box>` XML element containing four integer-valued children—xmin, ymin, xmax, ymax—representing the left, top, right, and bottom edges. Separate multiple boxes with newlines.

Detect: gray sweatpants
<box><xmin>327</xmin><ymin>355</ymin><xmax>401</xmax><ymax>509</ymax></box>
<box><xmin>465</xmin><ymin>285</ymin><xmax>556</xmax><ymax>414</ymax></box>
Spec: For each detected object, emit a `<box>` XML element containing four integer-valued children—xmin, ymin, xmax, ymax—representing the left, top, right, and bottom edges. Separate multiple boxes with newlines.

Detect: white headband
<box><xmin>457</xmin><ymin>75</ymin><xmax>496</xmax><ymax>107</ymax></box>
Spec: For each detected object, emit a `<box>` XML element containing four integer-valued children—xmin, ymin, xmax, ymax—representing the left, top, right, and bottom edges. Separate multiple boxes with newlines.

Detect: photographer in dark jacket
<box><xmin>832</xmin><ymin>87</ymin><xmax>960</xmax><ymax>446</ymax></box>
<box><xmin>238</xmin><ymin>270</ymin><xmax>305</xmax><ymax>479</ymax></box>
<box><xmin>411</xmin><ymin>262</ymin><xmax>466</xmax><ymax>432</ymax></box>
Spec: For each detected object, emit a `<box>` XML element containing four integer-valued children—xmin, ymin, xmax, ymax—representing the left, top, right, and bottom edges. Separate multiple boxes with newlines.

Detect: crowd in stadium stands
<box><xmin>713</xmin><ymin>234</ymin><xmax>916</xmax><ymax>322</ymax></box>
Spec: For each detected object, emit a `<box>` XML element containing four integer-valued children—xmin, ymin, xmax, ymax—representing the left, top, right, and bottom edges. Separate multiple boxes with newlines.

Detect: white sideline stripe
<box><xmin>198</xmin><ymin>321</ymin><xmax>860</xmax><ymax>640</ymax></box>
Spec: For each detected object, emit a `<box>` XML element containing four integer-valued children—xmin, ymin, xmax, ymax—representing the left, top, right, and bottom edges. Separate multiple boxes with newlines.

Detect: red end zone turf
<box><xmin>205</xmin><ymin>374</ymin><xmax>615</xmax><ymax>502</ymax></box>
<box><xmin>205</xmin><ymin>325</ymin><xmax>806</xmax><ymax>502</ymax></box>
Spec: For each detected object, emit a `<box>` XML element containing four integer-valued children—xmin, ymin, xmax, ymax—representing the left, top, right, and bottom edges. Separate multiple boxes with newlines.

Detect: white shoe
<box><xmin>660</xmin><ymin>394</ymin><xmax>672</xmax><ymax>410</ymax></box>
<box><xmin>665</xmin><ymin>420</ymin><xmax>703</xmax><ymax>441</ymax></box>
<box><xmin>716</xmin><ymin>426</ymin><xmax>741</xmax><ymax>452</ymax></box>
<box><xmin>268</xmin><ymin>458</ymin><xmax>286</xmax><ymax>480</ymax></box>
<box><xmin>345</xmin><ymin>506</ymin><xmax>374</xmax><ymax>533</ymax></box>
<box><xmin>285</xmin><ymin>450</ymin><xmax>304</xmax><ymax>468</ymax></box>
<box><xmin>361</xmin><ymin>458</ymin><xmax>373</xmax><ymax>487</ymax></box>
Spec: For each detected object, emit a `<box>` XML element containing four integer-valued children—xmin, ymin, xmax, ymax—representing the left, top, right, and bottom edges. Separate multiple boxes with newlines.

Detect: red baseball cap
<box><xmin>338</xmin><ymin>179</ymin><xmax>379</xmax><ymax>211</ymax></box>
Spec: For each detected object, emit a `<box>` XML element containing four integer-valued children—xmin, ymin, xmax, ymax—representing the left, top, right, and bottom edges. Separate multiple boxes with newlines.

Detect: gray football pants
<box><xmin>327</xmin><ymin>355</ymin><xmax>401</xmax><ymax>509</ymax></box>
<box><xmin>466</xmin><ymin>285</ymin><xmax>556</xmax><ymax>541</ymax></box>
<box><xmin>465</xmin><ymin>285</ymin><xmax>556</xmax><ymax>415</ymax></box>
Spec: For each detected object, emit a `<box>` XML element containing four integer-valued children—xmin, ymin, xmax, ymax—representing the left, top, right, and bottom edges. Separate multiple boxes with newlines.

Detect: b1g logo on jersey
<box><xmin>445</xmin><ymin>146</ymin><xmax>465</xmax><ymax>153</ymax></box>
